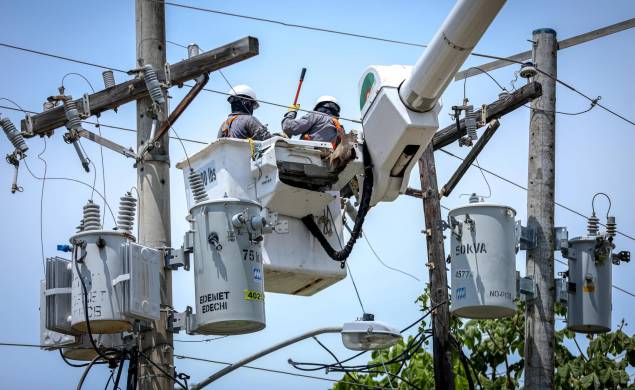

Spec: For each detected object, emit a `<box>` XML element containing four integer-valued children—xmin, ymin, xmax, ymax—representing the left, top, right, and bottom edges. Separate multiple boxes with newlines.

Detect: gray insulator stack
<box><xmin>143</xmin><ymin>65</ymin><xmax>166</xmax><ymax>105</ymax></box>
<box><xmin>465</xmin><ymin>105</ymin><xmax>478</xmax><ymax>141</ymax></box>
<box><xmin>606</xmin><ymin>216</ymin><xmax>616</xmax><ymax>238</ymax></box>
<box><xmin>102</xmin><ymin>70</ymin><xmax>116</xmax><ymax>89</ymax></box>
<box><xmin>63</xmin><ymin>98</ymin><xmax>82</xmax><ymax>132</ymax></box>
<box><xmin>117</xmin><ymin>192</ymin><xmax>137</xmax><ymax>233</ymax></box>
<box><xmin>0</xmin><ymin>117</ymin><xmax>28</xmax><ymax>153</ymax></box>
<box><xmin>587</xmin><ymin>213</ymin><xmax>600</xmax><ymax>236</ymax></box>
<box><xmin>82</xmin><ymin>201</ymin><xmax>101</xmax><ymax>231</ymax></box>
<box><xmin>188</xmin><ymin>169</ymin><xmax>209</xmax><ymax>204</ymax></box>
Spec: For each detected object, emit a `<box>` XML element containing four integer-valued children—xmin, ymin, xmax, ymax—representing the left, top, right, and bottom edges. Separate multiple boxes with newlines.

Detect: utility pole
<box><xmin>418</xmin><ymin>144</ymin><xmax>454</xmax><ymax>390</ymax></box>
<box><xmin>524</xmin><ymin>28</ymin><xmax>557</xmax><ymax>389</ymax></box>
<box><xmin>136</xmin><ymin>0</ymin><xmax>172</xmax><ymax>388</ymax></box>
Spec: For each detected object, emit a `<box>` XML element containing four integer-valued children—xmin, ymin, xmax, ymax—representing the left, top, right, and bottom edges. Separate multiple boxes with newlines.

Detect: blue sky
<box><xmin>1</xmin><ymin>0</ymin><xmax>634</xmax><ymax>388</ymax></box>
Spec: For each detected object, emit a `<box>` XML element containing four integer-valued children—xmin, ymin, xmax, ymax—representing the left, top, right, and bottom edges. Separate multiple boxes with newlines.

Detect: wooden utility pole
<box><xmin>136</xmin><ymin>1</ymin><xmax>172</xmax><ymax>388</ymax></box>
<box><xmin>418</xmin><ymin>144</ymin><xmax>454</xmax><ymax>390</ymax></box>
<box><xmin>524</xmin><ymin>28</ymin><xmax>557</xmax><ymax>389</ymax></box>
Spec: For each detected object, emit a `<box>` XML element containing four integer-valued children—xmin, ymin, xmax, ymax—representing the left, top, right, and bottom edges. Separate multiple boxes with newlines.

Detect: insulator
<box><xmin>606</xmin><ymin>216</ymin><xmax>616</xmax><ymax>238</ymax></box>
<box><xmin>63</xmin><ymin>98</ymin><xmax>82</xmax><ymax>131</ymax></box>
<box><xmin>117</xmin><ymin>192</ymin><xmax>137</xmax><ymax>233</ymax></box>
<box><xmin>102</xmin><ymin>70</ymin><xmax>116</xmax><ymax>89</ymax></box>
<box><xmin>76</xmin><ymin>218</ymin><xmax>85</xmax><ymax>233</ymax></box>
<box><xmin>587</xmin><ymin>213</ymin><xmax>599</xmax><ymax>236</ymax></box>
<box><xmin>188</xmin><ymin>169</ymin><xmax>209</xmax><ymax>204</ymax></box>
<box><xmin>43</xmin><ymin>101</ymin><xmax>55</xmax><ymax>111</ymax></box>
<box><xmin>82</xmin><ymin>201</ymin><xmax>101</xmax><ymax>231</ymax></box>
<box><xmin>465</xmin><ymin>105</ymin><xmax>477</xmax><ymax>141</ymax></box>
<box><xmin>0</xmin><ymin>117</ymin><xmax>28</xmax><ymax>153</ymax></box>
<box><xmin>143</xmin><ymin>65</ymin><xmax>166</xmax><ymax>106</ymax></box>
<box><xmin>519</xmin><ymin>62</ymin><xmax>537</xmax><ymax>79</ymax></box>
<box><xmin>187</xmin><ymin>43</ymin><xmax>200</xmax><ymax>59</ymax></box>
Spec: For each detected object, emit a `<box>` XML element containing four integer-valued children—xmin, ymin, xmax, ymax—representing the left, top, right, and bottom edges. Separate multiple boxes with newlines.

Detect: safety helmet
<box><xmin>227</xmin><ymin>84</ymin><xmax>259</xmax><ymax>109</ymax></box>
<box><xmin>314</xmin><ymin>95</ymin><xmax>339</xmax><ymax>111</ymax></box>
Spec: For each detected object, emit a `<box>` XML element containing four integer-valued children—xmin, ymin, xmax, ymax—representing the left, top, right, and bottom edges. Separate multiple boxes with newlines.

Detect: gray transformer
<box><xmin>189</xmin><ymin>198</ymin><xmax>266</xmax><ymax>335</ymax></box>
<box><xmin>564</xmin><ymin>236</ymin><xmax>613</xmax><ymax>333</ymax></box>
<box><xmin>448</xmin><ymin>201</ymin><xmax>518</xmax><ymax>319</ymax></box>
<box><xmin>70</xmin><ymin>230</ymin><xmax>161</xmax><ymax>334</ymax></box>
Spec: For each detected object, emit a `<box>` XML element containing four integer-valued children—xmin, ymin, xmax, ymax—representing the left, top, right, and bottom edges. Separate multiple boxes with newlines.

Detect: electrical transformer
<box><xmin>564</xmin><ymin>235</ymin><xmax>612</xmax><ymax>333</ymax></box>
<box><xmin>70</xmin><ymin>197</ymin><xmax>161</xmax><ymax>334</ymax></box>
<box><xmin>448</xmin><ymin>198</ymin><xmax>518</xmax><ymax>319</ymax></box>
<box><xmin>186</xmin><ymin>176</ymin><xmax>266</xmax><ymax>334</ymax></box>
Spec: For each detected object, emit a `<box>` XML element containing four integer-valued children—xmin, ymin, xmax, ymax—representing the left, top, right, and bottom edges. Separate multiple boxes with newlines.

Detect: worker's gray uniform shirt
<box><xmin>281</xmin><ymin>112</ymin><xmax>341</xmax><ymax>143</ymax></box>
<box><xmin>217</xmin><ymin>113</ymin><xmax>272</xmax><ymax>141</ymax></box>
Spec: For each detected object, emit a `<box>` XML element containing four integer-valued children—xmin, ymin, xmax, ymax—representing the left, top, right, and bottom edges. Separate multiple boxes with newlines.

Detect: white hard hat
<box><xmin>314</xmin><ymin>95</ymin><xmax>339</xmax><ymax>110</ymax></box>
<box><xmin>227</xmin><ymin>84</ymin><xmax>259</xmax><ymax>109</ymax></box>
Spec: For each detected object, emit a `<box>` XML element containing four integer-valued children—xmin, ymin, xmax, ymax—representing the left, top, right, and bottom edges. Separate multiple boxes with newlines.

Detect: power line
<box><xmin>173</xmin><ymin>354</ymin><xmax>383</xmax><ymax>389</ymax></box>
<box><xmin>437</xmin><ymin>148</ymin><xmax>635</xmax><ymax>242</ymax></box>
<box><xmin>162</xmin><ymin>1</ymin><xmax>428</xmax><ymax>49</ymax></box>
<box><xmin>0</xmin><ymin>42</ymin><xmax>362</xmax><ymax>124</ymax></box>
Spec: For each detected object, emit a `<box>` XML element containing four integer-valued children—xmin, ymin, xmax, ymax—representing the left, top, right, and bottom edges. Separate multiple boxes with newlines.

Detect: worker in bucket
<box><xmin>218</xmin><ymin>84</ymin><xmax>274</xmax><ymax>140</ymax></box>
<box><xmin>281</xmin><ymin>95</ymin><xmax>344</xmax><ymax>147</ymax></box>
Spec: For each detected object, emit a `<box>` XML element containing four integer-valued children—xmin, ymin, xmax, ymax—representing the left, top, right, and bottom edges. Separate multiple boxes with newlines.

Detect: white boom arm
<box><xmin>359</xmin><ymin>0</ymin><xmax>506</xmax><ymax>205</ymax></box>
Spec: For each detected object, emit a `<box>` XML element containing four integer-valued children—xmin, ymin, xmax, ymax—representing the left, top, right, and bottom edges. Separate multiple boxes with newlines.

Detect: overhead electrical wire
<box><xmin>174</xmin><ymin>354</ymin><xmax>385</xmax><ymax>389</ymax></box>
<box><xmin>3</xmin><ymin>38</ymin><xmax>632</xmax><ymax>127</ymax></box>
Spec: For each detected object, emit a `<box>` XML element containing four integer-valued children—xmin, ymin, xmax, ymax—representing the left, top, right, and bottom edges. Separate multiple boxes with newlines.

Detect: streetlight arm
<box><xmin>190</xmin><ymin>326</ymin><xmax>343</xmax><ymax>389</ymax></box>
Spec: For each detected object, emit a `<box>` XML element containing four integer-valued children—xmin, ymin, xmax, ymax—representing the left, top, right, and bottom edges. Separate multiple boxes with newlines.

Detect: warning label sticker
<box><xmin>243</xmin><ymin>290</ymin><xmax>264</xmax><ymax>302</ymax></box>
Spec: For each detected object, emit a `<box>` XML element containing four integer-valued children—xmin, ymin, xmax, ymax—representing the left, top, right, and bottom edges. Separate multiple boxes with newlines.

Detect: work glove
<box><xmin>284</xmin><ymin>110</ymin><xmax>298</xmax><ymax>119</ymax></box>
<box><xmin>272</xmin><ymin>132</ymin><xmax>289</xmax><ymax>139</ymax></box>
<box><xmin>288</xmin><ymin>103</ymin><xmax>300</xmax><ymax>112</ymax></box>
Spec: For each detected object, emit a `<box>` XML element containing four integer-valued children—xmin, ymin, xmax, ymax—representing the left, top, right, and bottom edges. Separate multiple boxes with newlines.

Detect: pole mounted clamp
<box><xmin>515</xmin><ymin>221</ymin><xmax>537</xmax><ymax>250</ymax></box>
<box><xmin>517</xmin><ymin>273</ymin><xmax>536</xmax><ymax>301</ymax></box>
<box><xmin>164</xmin><ymin>231</ymin><xmax>194</xmax><ymax>270</ymax></box>
<box><xmin>168</xmin><ymin>306</ymin><xmax>193</xmax><ymax>334</ymax></box>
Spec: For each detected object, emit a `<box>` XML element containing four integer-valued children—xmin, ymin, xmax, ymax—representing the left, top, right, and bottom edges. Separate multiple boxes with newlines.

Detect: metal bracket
<box><xmin>81</xmin><ymin>93</ymin><xmax>91</xmax><ymax>118</ymax></box>
<box><xmin>168</xmin><ymin>306</ymin><xmax>192</xmax><ymax>334</ymax></box>
<box><xmin>517</xmin><ymin>274</ymin><xmax>536</xmax><ymax>301</ymax></box>
<box><xmin>24</xmin><ymin>114</ymin><xmax>34</xmax><ymax>136</ymax></box>
<box><xmin>164</xmin><ymin>231</ymin><xmax>194</xmax><ymax>271</ymax></box>
<box><xmin>553</xmin><ymin>226</ymin><xmax>569</xmax><ymax>252</ymax></box>
<box><xmin>274</xmin><ymin>219</ymin><xmax>289</xmax><ymax>234</ymax></box>
<box><xmin>516</xmin><ymin>221</ymin><xmax>537</xmax><ymax>250</ymax></box>
<box><xmin>555</xmin><ymin>278</ymin><xmax>568</xmax><ymax>304</ymax></box>
<box><xmin>163</xmin><ymin>61</ymin><xmax>172</xmax><ymax>88</ymax></box>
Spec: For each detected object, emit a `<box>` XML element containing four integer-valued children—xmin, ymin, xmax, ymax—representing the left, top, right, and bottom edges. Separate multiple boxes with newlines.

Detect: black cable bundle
<box><xmin>301</xmin><ymin>144</ymin><xmax>373</xmax><ymax>263</ymax></box>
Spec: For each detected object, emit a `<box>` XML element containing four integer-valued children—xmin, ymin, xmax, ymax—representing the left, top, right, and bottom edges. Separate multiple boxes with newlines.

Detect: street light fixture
<box><xmin>190</xmin><ymin>313</ymin><xmax>401</xmax><ymax>389</ymax></box>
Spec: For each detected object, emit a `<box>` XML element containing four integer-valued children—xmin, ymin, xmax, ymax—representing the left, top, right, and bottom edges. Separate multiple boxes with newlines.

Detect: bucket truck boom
<box><xmin>359</xmin><ymin>0</ymin><xmax>506</xmax><ymax>205</ymax></box>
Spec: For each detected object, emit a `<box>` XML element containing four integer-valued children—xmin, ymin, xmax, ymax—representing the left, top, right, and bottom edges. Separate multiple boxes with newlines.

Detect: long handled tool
<box><xmin>292</xmin><ymin>68</ymin><xmax>307</xmax><ymax>106</ymax></box>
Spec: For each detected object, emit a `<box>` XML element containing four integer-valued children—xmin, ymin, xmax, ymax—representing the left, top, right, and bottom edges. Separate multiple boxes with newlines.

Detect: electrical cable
<box><xmin>37</xmin><ymin>138</ymin><xmax>48</xmax><ymax>272</ymax></box>
<box><xmin>437</xmin><ymin>147</ymin><xmax>635</xmax><ymax>242</ymax></box>
<box><xmin>112</xmin><ymin>354</ymin><xmax>126</xmax><ymax>390</ymax></box>
<box><xmin>76</xmin><ymin>354</ymin><xmax>102</xmax><ymax>390</ymax></box>
<box><xmin>174</xmin><ymin>354</ymin><xmax>382</xmax><ymax>389</ymax></box>
<box><xmin>474</xmin><ymin>157</ymin><xmax>491</xmax><ymax>199</ymax></box>
<box><xmin>312</xmin><ymin>336</ymin><xmax>360</xmax><ymax>385</ymax></box>
<box><xmin>592</xmin><ymin>192</ymin><xmax>612</xmax><ymax>218</ymax></box>
<box><xmin>22</xmin><ymin>157</ymin><xmax>118</xmax><ymax>226</ymax></box>
<box><xmin>60</xmin><ymin>349</ymin><xmax>90</xmax><ymax>368</ymax></box>
<box><xmin>138</xmin><ymin>350</ymin><xmax>189</xmax><ymax>390</ymax></box>
<box><xmin>361</xmin><ymin>232</ymin><xmax>420</xmax><ymax>282</ymax></box>
<box><xmin>104</xmin><ymin>369</ymin><xmax>114</xmax><ymax>390</ymax></box>
<box><xmin>302</xmin><ymin>145</ymin><xmax>373</xmax><ymax>262</ymax></box>
<box><xmin>328</xmin><ymin>210</ymin><xmax>367</xmax><ymax>313</ymax></box>
<box><xmin>73</xmin><ymin>246</ymin><xmax>123</xmax><ymax>363</ymax></box>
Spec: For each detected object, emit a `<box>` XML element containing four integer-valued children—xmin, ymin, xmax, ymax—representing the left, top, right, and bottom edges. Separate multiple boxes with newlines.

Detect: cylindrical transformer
<box><xmin>190</xmin><ymin>198</ymin><xmax>266</xmax><ymax>335</ymax></box>
<box><xmin>448</xmin><ymin>201</ymin><xmax>518</xmax><ymax>319</ymax></box>
<box><xmin>62</xmin><ymin>334</ymin><xmax>124</xmax><ymax>361</ymax></box>
<box><xmin>70</xmin><ymin>230</ymin><xmax>134</xmax><ymax>334</ymax></box>
<box><xmin>566</xmin><ymin>236</ymin><xmax>612</xmax><ymax>333</ymax></box>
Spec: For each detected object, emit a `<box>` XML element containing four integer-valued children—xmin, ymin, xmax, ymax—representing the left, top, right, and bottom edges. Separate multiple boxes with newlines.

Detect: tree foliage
<box><xmin>333</xmin><ymin>292</ymin><xmax>635</xmax><ymax>389</ymax></box>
